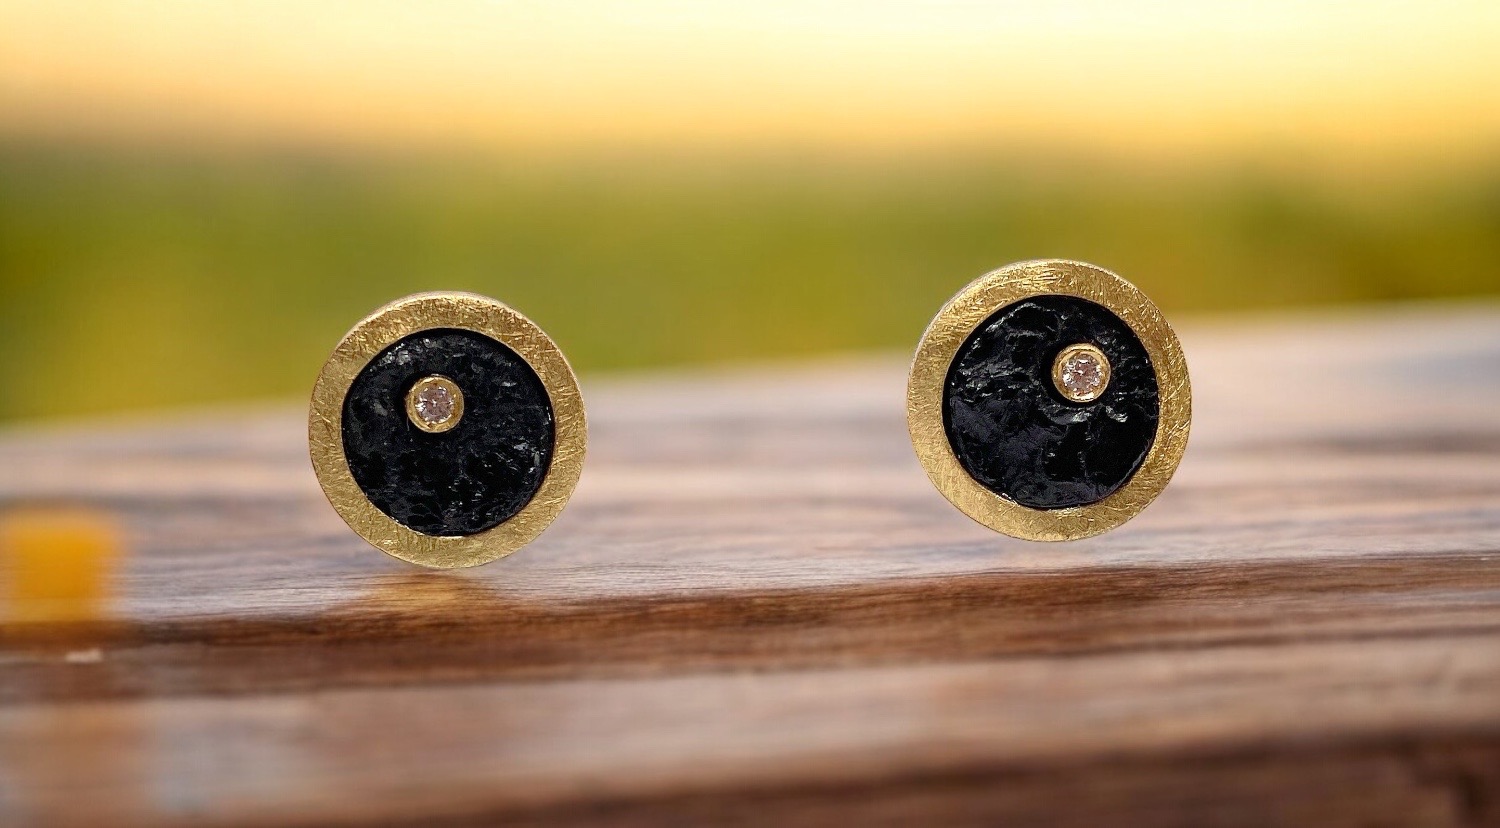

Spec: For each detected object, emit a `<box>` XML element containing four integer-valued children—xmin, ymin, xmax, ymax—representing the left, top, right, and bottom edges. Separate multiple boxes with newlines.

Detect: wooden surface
<box><xmin>2</xmin><ymin>304</ymin><xmax>1499</xmax><ymax>826</ymax></box>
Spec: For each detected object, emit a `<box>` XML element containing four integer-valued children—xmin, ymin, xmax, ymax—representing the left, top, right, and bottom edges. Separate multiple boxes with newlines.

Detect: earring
<box><xmin>907</xmin><ymin>260</ymin><xmax>1190</xmax><ymax>541</ymax></box>
<box><xmin>309</xmin><ymin>292</ymin><xmax>586</xmax><ymax>568</ymax></box>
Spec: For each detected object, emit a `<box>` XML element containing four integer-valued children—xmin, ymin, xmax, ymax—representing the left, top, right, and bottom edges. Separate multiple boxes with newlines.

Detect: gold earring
<box><xmin>309</xmin><ymin>292</ymin><xmax>586</xmax><ymax>568</ymax></box>
<box><xmin>907</xmin><ymin>260</ymin><xmax>1190</xmax><ymax>541</ymax></box>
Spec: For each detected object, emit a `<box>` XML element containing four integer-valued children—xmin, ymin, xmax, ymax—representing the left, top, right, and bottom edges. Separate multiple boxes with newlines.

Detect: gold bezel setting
<box><xmin>1052</xmin><ymin>342</ymin><xmax>1112</xmax><ymax>404</ymax></box>
<box><xmin>309</xmin><ymin>292</ymin><xmax>586</xmax><ymax>568</ymax></box>
<box><xmin>405</xmin><ymin>375</ymin><xmax>465</xmax><ymax>434</ymax></box>
<box><xmin>907</xmin><ymin>260</ymin><xmax>1190</xmax><ymax>541</ymax></box>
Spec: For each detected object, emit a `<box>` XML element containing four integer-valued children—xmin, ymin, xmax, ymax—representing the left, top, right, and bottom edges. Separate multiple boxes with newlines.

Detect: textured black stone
<box><xmin>341</xmin><ymin>329</ymin><xmax>554</xmax><ymax>536</ymax></box>
<box><xmin>943</xmin><ymin>295</ymin><xmax>1159</xmax><ymax>510</ymax></box>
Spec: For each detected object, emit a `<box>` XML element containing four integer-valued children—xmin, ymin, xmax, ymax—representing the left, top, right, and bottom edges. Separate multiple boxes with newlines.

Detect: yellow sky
<box><xmin>2</xmin><ymin>1</ymin><xmax>1499</xmax><ymax>158</ymax></box>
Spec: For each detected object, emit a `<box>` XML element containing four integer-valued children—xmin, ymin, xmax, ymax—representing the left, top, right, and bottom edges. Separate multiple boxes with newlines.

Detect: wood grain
<box><xmin>1</xmin><ymin>304</ymin><xmax>1498</xmax><ymax>826</ymax></box>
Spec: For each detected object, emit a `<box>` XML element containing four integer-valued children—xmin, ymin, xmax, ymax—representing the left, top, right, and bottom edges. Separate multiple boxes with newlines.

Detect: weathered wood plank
<box><xmin>1</xmin><ymin>304</ymin><xmax>1498</xmax><ymax>824</ymax></box>
<box><xmin>4</xmin><ymin>634</ymin><xmax>1498</xmax><ymax>826</ymax></box>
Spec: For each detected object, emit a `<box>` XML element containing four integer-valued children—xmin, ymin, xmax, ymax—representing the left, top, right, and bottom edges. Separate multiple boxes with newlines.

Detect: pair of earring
<box><xmin>309</xmin><ymin>259</ymin><xmax>1190</xmax><ymax>569</ymax></box>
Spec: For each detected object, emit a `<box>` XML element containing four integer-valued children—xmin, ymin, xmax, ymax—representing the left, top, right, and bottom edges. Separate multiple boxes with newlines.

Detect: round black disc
<box><xmin>943</xmin><ymin>295</ymin><xmax>1159</xmax><ymax>510</ymax></box>
<box><xmin>341</xmin><ymin>328</ymin><xmax>555</xmax><ymax>536</ymax></box>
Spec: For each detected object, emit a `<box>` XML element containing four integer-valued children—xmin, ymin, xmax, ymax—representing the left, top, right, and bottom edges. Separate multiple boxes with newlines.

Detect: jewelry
<box><xmin>309</xmin><ymin>292</ymin><xmax>585</xmax><ymax>568</ymax></box>
<box><xmin>907</xmin><ymin>260</ymin><xmax>1190</xmax><ymax>540</ymax></box>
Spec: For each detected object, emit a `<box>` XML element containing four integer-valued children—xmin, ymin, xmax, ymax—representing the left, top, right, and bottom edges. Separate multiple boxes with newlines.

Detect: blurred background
<box><xmin>2</xmin><ymin>0</ymin><xmax>1498</xmax><ymax>424</ymax></box>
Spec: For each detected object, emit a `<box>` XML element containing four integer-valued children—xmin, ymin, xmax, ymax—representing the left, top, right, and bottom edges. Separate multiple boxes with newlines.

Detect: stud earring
<box><xmin>907</xmin><ymin>260</ymin><xmax>1190</xmax><ymax>541</ymax></box>
<box><xmin>309</xmin><ymin>292</ymin><xmax>585</xmax><ymax>568</ymax></box>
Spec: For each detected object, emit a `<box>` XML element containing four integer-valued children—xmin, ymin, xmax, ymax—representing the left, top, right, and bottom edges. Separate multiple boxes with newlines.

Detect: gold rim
<box><xmin>906</xmin><ymin>260</ymin><xmax>1190</xmax><ymax>541</ymax></box>
<box><xmin>309</xmin><ymin>292</ymin><xmax>586</xmax><ymax>568</ymax></box>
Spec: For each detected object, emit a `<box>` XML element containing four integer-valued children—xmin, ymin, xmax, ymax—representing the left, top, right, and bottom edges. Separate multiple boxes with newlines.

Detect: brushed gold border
<box><xmin>907</xmin><ymin>260</ymin><xmax>1190</xmax><ymax>541</ymax></box>
<box><xmin>309</xmin><ymin>292</ymin><xmax>586</xmax><ymax>568</ymax></box>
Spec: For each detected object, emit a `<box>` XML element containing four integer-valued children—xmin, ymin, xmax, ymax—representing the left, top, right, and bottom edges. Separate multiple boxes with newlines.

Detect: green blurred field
<box><xmin>1</xmin><ymin>140</ymin><xmax>1498</xmax><ymax>423</ymax></box>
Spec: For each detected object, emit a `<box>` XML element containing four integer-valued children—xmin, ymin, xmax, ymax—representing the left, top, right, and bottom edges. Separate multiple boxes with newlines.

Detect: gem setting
<box><xmin>1052</xmin><ymin>343</ymin><xmax>1111</xmax><ymax>403</ymax></box>
<box><xmin>406</xmin><ymin>374</ymin><xmax>465</xmax><ymax>434</ymax></box>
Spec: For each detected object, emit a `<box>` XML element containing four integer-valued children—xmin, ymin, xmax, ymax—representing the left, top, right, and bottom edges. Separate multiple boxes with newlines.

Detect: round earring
<box><xmin>907</xmin><ymin>260</ymin><xmax>1190</xmax><ymax>541</ymax></box>
<box><xmin>309</xmin><ymin>292</ymin><xmax>586</xmax><ymax>568</ymax></box>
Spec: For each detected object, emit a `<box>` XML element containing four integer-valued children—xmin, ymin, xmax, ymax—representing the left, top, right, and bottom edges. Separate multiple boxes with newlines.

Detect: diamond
<box><xmin>1062</xmin><ymin>354</ymin><xmax>1103</xmax><ymax>396</ymax></box>
<box><xmin>406</xmin><ymin>375</ymin><xmax>464</xmax><ymax>433</ymax></box>
<box><xmin>415</xmin><ymin>385</ymin><xmax>454</xmax><ymax>423</ymax></box>
<box><xmin>1053</xmin><ymin>344</ymin><xmax>1110</xmax><ymax>403</ymax></box>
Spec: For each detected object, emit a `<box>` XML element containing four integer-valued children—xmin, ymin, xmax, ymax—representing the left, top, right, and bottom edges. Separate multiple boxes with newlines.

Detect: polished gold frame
<box><xmin>309</xmin><ymin>292</ymin><xmax>586</xmax><ymax>568</ymax></box>
<box><xmin>907</xmin><ymin>260</ymin><xmax>1190</xmax><ymax>541</ymax></box>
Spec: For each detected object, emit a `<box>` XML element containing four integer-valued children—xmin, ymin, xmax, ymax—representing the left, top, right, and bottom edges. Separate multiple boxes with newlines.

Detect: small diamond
<box><xmin>406</xmin><ymin>376</ymin><xmax>464</xmax><ymax>433</ymax></box>
<box><xmin>1054</xmin><ymin>345</ymin><xmax>1110</xmax><ymax>403</ymax></box>
<box><xmin>415</xmin><ymin>384</ymin><xmax>454</xmax><ymax>423</ymax></box>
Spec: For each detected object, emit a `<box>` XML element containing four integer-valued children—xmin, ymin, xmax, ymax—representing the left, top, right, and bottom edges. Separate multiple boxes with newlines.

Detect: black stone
<box><xmin>943</xmin><ymin>295</ymin><xmax>1159</xmax><ymax>510</ymax></box>
<box><xmin>341</xmin><ymin>329</ymin><xmax>554</xmax><ymax>536</ymax></box>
